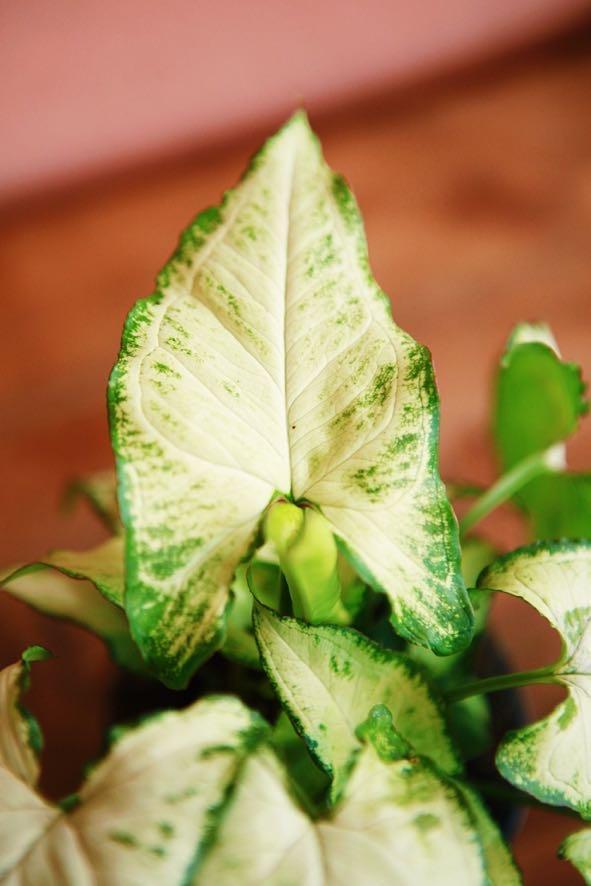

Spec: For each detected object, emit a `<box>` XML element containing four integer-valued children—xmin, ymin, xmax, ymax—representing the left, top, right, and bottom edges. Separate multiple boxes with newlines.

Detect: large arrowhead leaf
<box><xmin>1</xmin><ymin>539</ymin><xmax>145</xmax><ymax>673</ymax></box>
<box><xmin>480</xmin><ymin>541</ymin><xmax>591</xmax><ymax>817</ymax></box>
<box><xmin>109</xmin><ymin>111</ymin><xmax>470</xmax><ymax>687</ymax></box>
<box><xmin>0</xmin><ymin>651</ymin><xmax>268</xmax><ymax>884</ymax></box>
<box><xmin>253</xmin><ymin>605</ymin><xmax>462</xmax><ymax>797</ymax></box>
<box><xmin>494</xmin><ymin>322</ymin><xmax>590</xmax><ymax>539</ymax></box>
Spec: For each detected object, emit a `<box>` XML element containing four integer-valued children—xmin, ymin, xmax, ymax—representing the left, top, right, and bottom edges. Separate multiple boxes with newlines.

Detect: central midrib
<box><xmin>281</xmin><ymin>140</ymin><xmax>298</xmax><ymax>496</ymax></box>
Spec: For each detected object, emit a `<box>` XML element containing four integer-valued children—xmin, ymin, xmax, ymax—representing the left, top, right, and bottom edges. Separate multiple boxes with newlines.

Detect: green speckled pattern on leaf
<box><xmin>316</xmin><ymin>745</ymin><xmax>486</xmax><ymax>885</ymax></box>
<box><xmin>253</xmin><ymin>606</ymin><xmax>461</xmax><ymax>798</ymax></box>
<box><xmin>197</xmin><ymin>723</ymin><xmax>510</xmax><ymax>885</ymax></box>
<box><xmin>480</xmin><ymin>540</ymin><xmax>591</xmax><ymax>817</ymax></box>
<box><xmin>0</xmin><ymin>657</ymin><xmax>268</xmax><ymax>886</ymax></box>
<box><xmin>109</xmin><ymin>112</ymin><xmax>470</xmax><ymax>686</ymax></box>
<box><xmin>195</xmin><ymin>747</ymin><xmax>321</xmax><ymax>885</ymax></box>
<box><xmin>457</xmin><ymin>783</ymin><xmax>522</xmax><ymax>884</ymax></box>
<box><xmin>0</xmin><ymin>652</ymin><xmax>519</xmax><ymax>885</ymax></box>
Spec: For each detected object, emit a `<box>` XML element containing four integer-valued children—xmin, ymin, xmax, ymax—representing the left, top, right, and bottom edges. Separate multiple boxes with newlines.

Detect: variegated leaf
<box><xmin>1</xmin><ymin>539</ymin><xmax>145</xmax><ymax>673</ymax></box>
<box><xmin>317</xmin><ymin>745</ymin><xmax>484</xmax><ymax>885</ymax></box>
<box><xmin>253</xmin><ymin>609</ymin><xmax>520</xmax><ymax>880</ymax></box>
<box><xmin>0</xmin><ymin>647</ymin><xmax>51</xmax><ymax>787</ymax></box>
<box><xmin>109</xmin><ymin>111</ymin><xmax>470</xmax><ymax>687</ymax></box>
<box><xmin>458</xmin><ymin>784</ymin><xmax>521</xmax><ymax>884</ymax></box>
<box><xmin>0</xmin><ymin>648</ymin><xmax>62</xmax><ymax>880</ymax></box>
<box><xmin>198</xmin><ymin>713</ymin><xmax>516</xmax><ymax>885</ymax></box>
<box><xmin>195</xmin><ymin>747</ymin><xmax>322</xmax><ymax>885</ymax></box>
<box><xmin>480</xmin><ymin>540</ymin><xmax>591</xmax><ymax>816</ymax></box>
<box><xmin>3</xmin><ymin>537</ymin><xmax>126</xmax><ymax>606</ymax></box>
<box><xmin>0</xmin><ymin>651</ymin><xmax>267</xmax><ymax>885</ymax></box>
<box><xmin>408</xmin><ymin>537</ymin><xmax>495</xmax><ymax>759</ymax></box>
<box><xmin>560</xmin><ymin>828</ymin><xmax>591</xmax><ymax>884</ymax></box>
<box><xmin>0</xmin><ymin>652</ymin><xmax>518</xmax><ymax>885</ymax></box>
<box><xmin>253</xmin><ymin>605</ymin><xmax>461</xmax><ymax>797</ymax></box>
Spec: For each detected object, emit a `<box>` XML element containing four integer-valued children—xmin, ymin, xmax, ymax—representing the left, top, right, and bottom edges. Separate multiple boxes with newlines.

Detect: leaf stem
<box><xmin>459</xmin><ymin>447</ymin><xmax>561</xmax><ymax>536</ymax></box>
<box><xmin>446</xmin><ymin>664</ymin><xmax>558</xmax><ymax>703</ymax></box>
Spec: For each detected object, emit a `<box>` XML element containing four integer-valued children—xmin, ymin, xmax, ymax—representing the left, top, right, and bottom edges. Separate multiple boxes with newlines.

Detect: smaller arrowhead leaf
<box><xmin>494</xmin><ymin>322</ymin><xmax>590</xmax><ymax>540</ymax></box>
<box><xmin>109</xmin><ymin>111</ymin><xmax>471</xmax><ymax>687</ymax></box>
<box><xmin>253</xmin><ymin>605</ymin><xmax>461</xmax><ymax>798</ymax></box>
<box><xmin>495</xmin><ymin>322</ymin><xmax>587</xmax><ymax>471</ymax></box>
<box><xmin>1</xmin><ymin>539</ymin><xmax>145</xmax><ymax>673</ymax></box>
<box><xmin>198</xmin><ymin>709</ymin><xmax>516</xmax><ymax>885</ymax></box>
<box><xmin>560</xmin><ymin>828</ymin><xmax>591</xmax><ymax>884</ymax></box>
<box><xmin>16</xmin><ymin>537</ymin><xmax>126</xmax><ymax>606</ymax></box>
<box><xmin>480</xmin><ymin>540</ymin><xmax>591</xmax><ymax>816</ymax></box>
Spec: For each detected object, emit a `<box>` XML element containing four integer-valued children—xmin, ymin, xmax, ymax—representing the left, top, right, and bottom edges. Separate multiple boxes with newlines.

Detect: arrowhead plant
<box><xmin>2</xmin><ymin>112</ymin><xmax>591</xmax><ymax>883</ymax></box>
<box><xmin>108</xmin><ymin>111</ymin><xmax>472</xmax><ymax>687</ymax></box>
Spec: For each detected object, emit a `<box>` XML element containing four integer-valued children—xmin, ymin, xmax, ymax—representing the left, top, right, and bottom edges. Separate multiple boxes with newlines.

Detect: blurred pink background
<box><xmin>2</xmin><ymin>0</ymin><xmax>587</xmax><ymax>203</ymax></box>
<box><xmin>2</xmin><ymin>5</ymin><xmax>591</xmax><ymax>884</ymax></box>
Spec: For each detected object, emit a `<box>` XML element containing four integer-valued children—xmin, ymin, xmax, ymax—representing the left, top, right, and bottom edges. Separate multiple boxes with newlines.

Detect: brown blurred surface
<box><xmin>1</xmin><ymin>32</ymin><xmax>590</xmax><ymax>884</ymax></box>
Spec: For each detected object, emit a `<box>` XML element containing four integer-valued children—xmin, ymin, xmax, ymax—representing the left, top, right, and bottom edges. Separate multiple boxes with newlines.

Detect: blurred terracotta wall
<box><xmin>2</xmin><ymin>0</ymin><xmax>587</xmax><ymax>203</ymax></box>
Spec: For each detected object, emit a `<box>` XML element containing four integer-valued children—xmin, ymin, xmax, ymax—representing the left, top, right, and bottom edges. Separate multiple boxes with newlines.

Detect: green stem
<box><xmin>446</xmin><ymin>664</ymin><xmax>557</xmax><ymax>703</ymax></box>
<box><xmin>459</xmin><ymin>448</ymin><xmax>560</xmax><ymax>536</ymax></box>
